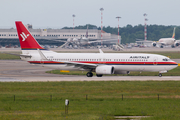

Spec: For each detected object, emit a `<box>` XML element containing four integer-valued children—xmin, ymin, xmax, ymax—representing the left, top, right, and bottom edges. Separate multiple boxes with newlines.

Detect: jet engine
<box><xmin>67</xmin><ymin>38</ymin><xmax>73</xmax><ymax>43</ymax></box>
<box><xmin>73</xmin><ymin>38</ymin><xmax>78</xmax><ymax>42</ymax></box>
<box><xmin>152</xmin><ymin>42</ymin><xmax>156</xmax><ymax>47</ymax></box>
<box><xmin>95</xmin><ymin>65</ymin><xmax>114</xmax><ymax>74</ymax></box>
<box><xmin>174</xmin><ymin>42</ymin><xmax>179</xmax><ymax>46</ymax></box>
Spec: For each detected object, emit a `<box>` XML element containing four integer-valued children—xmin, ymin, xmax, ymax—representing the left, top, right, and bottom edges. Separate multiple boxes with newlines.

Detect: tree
<box><xmin>62</xmin><ymin>24</ymin><xmax>180</xmax><ymax>44</ymax></box>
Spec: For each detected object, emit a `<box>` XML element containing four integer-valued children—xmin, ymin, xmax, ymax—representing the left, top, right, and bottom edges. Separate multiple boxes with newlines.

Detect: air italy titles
<box><xmin>130</xmin><ymin>56</ymin><xmax>150</xmax><ymax>59</ymax></box>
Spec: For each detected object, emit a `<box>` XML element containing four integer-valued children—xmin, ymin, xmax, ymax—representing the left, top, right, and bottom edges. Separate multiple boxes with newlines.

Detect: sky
<box><xmin>1</xmin><ymin>0</ymin><xmax>180</xmax><ymax>29</ymax></box>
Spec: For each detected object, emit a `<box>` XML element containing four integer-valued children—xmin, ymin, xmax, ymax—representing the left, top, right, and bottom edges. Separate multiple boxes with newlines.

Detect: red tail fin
<box><xmin>15</xmin><ymin>21</ymin><xmax>44</xmax><ymax>50</ymax></box>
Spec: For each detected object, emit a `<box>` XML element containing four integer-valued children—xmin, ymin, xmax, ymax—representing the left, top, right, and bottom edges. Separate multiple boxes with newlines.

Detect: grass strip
<box><xmin>0</xmin><ymin>81</ymin><xmax>180</xmax><ymax>119</ymax></box>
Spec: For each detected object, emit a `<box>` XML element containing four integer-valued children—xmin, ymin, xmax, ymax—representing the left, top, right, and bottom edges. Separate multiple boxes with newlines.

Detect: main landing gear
<box><xmin>96</xmin><ymin>74</ymin><xmax>103</xmax><ymax>77</ymax></box>
<box><xmin>86</xmin><ymin>72</ymin><xmax>103</xmax><ymax>77</ymax></box>
<box><xmin>86</xmin><ymin>72</ymin><xmax>93</xmax><ymax>77</ymax></box>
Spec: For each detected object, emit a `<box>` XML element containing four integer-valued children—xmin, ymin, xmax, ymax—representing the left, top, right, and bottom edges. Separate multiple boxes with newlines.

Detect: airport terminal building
<box><xmin>0</xmin><ymin>24</ymin><xmax>119</xmax><ymax>47</ymax></box>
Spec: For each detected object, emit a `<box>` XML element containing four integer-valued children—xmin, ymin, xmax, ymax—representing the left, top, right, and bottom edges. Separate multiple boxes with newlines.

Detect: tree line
<box><xmin>62</xmin><ymin>24</ymin><xmax>180</xmax><ymax>44</ymax></box>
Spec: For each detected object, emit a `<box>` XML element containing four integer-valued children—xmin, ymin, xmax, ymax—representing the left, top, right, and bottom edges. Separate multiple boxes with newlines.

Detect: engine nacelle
<box><xmin>175</xmin><ymin>42</ymin><xmax>179</xmax><ymax>46</ymax></box>
<box><xmin>95</xmin><ymin>65</ymin><xmax>114</xmax><ymax>74</ymax></box>
<box><xmin>67</xmin><ymin>38</ymin><xmax>73</xmax><ymax>43</ymax></box>
<box><xmin>73</xmin><ymin>38</ymin><xmax>78</xmax><ymax>42</ymax></box>
<box><xmin>152</xmin><ymin>42</ymin><xmax>156</xmax><ymax>47</ymax></box>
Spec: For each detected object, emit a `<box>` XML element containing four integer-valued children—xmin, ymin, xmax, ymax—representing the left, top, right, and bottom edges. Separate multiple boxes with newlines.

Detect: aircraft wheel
<box><xmin>87</xmin><ymin>72</ymin><xmax>93</xmax><ymax>77</ymax></box>
<box><xmin>96</xmin><ymin>74</ymin><xmax>103</xmax><ymax>77</ymax></box>
<box><xmin>160</xmin><ymin>46</ymin><xmax>163</xmax><ymax>48</ymax></box>
<box><xmin>159</xmin><ymin>73</ymin><xmax>162</xmax><ymax>77</ymax></box>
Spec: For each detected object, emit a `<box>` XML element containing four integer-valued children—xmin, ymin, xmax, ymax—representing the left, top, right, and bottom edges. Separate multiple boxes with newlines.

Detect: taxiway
<box><xmin>0</xmin><ymin>60</ymin><xmax>180</xmax><ymax>82</ymax></box>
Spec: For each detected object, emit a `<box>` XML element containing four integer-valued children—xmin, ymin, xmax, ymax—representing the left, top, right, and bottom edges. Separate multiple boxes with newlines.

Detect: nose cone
<box><xmin>169</xmin><ymin>61</ymin><xmax>178</xmax><ymax>70</ymax></box>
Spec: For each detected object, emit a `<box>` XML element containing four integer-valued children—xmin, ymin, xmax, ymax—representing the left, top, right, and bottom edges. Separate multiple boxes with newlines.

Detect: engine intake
<box><xmin>175</xmin><ymin>43</ymin><xmax>179</xmax><ymax>46</ymax></box>
<box><xmin>152</xmin><ymin>42</ymin><xmax>156</xmax><ymax>47</ymax></box>
<box><xmin>95</xmin><ymin>65</ymin><xmax>114</xmax><ymax>74</ymax></box>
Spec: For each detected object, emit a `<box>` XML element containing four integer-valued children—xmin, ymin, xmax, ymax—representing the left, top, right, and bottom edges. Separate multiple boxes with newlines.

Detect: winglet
<box><xmin>99</xmin><ymin>49</ymin><xmax>104</xmax><ymax>53</ymax></box>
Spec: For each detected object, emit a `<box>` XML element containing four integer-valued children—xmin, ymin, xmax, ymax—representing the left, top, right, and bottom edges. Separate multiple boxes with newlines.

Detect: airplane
<box><xmin>15</xmin><ymin>21</ymin><xmax>178</xmax><ymax>77</ymax></box>
<box><xmin>59</xmin><ymin>26</ymin><xmax>92</xmax><ymax>48</ymax></box>
<box><xmin>112</xmin><ymin>43</ymin><xmax>124</xmax><ymax>51</ymax></box>
<box><xmin>152</xmin><ymin>27</ymin><xmax>180</xmax><ymax>48</ymax></box>
<box><xmin>60</xmin><ymin>26</ymin><xmax>118</xmax><ymax>48</ymax></box>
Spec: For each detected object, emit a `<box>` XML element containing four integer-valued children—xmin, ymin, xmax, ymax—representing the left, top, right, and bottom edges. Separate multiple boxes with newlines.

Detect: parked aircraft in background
<box><xmin>112</xmin><ymin>43</ymin><xmax>124</xmax><ymax>51</ymax></box>
<box><xmin>60</xmin><ymin>26</ymin><xmax>90</xmax><ymax>48</ymax></box>
<box><xmin>15</xmin><ymin>21</ymin><xmax>178</xmax><ymax>77</ymax></box>
<box><xmin>60</xmin><ymin>26</ymin><xmax>119</xmax><ymax>48</ymax></box>
<box><xmin>152</xmin><ymin>27</ymin><xmax>180</xmax><ymax>48</ymax></box>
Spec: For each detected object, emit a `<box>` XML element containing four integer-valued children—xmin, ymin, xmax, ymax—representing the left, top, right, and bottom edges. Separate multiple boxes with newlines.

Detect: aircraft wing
<box><xmin>62</xmin><ymin>61</ymin><xmax>98</xmax><ymax>70</ymax></box>
<box><xmin>175</xmin><ymin>40</ymin><xmax>180</xmax><ymax>43</ymax></box>
<box><xmin>88</xmin><ymin>39</ymin><xmax>117</xmax><ymax>43</ymax></box>
<box><xmin>136</xmin><ymin>39</ymin><xmax>154</xmax><ymax>41</ymax></box>
<box><xmin>59</xmin><ymin>41</ymin><xmax>69</xmax><ymax>48</ymax></box>
<box><xmin>38</xmin><ymin>49</ymin><xmax>98</xmax><ymax>70</ymax></box>
<box><xmin>157</xmin><ymin>41</ymin><xmax>166</xmax><ymax>45</ymax></box>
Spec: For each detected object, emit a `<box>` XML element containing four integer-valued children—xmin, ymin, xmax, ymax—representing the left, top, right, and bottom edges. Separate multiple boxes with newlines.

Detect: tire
<box><xmin>96</xmin><ymin>74</ymin><xmax>103</xmax><ymax>77</ymax></box>
<box><xmin>86</xmin><ymin>72</ymin><xmax>93</xmax><ymax>77</ymax></box>
<box><xmin>159</xmin><ymin>73</ymin><xmax>162</xmax><ymax>77</ymax></box>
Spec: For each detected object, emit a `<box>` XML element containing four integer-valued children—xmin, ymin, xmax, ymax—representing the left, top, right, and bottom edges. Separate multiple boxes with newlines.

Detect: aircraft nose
<box><xmin>172</xmin><ymin>61</ymin><xmax>178</xmax><ymax>68</ymax></box>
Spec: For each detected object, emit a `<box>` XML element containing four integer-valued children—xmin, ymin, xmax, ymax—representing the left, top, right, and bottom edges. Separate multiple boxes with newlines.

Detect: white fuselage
<box><xmin>159</xmin><ymin>38</ymin><xmax>175</xmax><ymax>45</ymax></box>
<box><xmin>80</xmin><ymin>38</ymin><xmax>89</xmax><ymax>45</ymax></box>
<box><xmin>21</xmin><ymin>50</ymin><xmax>178</xmax><ymax>73</ymax></box>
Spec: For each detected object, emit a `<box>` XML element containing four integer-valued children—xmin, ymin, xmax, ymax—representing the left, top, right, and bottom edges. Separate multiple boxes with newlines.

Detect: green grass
<box><xmin>0</xmin><ymin>53</ymin><xmax>20</xmax><ymax>59</ymax></box>
<box><xmin>46</xmin><ymin>66</ymin><xmax>180</xmax><ymax>76</ymax></box>
<box><xmin>0</xmin><ymin>81</ymin><xmax>180</xmax><ymax>119</ymax></box>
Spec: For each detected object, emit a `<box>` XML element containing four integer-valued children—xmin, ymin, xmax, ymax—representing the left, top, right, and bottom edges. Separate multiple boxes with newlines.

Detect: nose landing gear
<box><xmin>159</xmin><ymin>73</ymin><xmax>162</xmax><ymax>77</ymax></box>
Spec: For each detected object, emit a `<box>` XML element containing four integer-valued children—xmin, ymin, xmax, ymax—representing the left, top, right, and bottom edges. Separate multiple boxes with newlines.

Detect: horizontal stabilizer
<box><xmin>1</xmin><ymin>52</ymin><xmax>32</xmax><ymax>58</ymax></box>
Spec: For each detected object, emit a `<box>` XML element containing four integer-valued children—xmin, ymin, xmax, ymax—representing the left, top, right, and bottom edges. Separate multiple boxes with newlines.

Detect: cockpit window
<box><xmin>163</xmin><ymin>58</ymin><xmax>170</xmax><ymax>61</ymax></box>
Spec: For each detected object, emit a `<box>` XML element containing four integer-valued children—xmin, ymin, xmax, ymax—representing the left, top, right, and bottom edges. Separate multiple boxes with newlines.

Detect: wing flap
<box><xmin>62</xmin><ymin>61</ymin><xmax>97</xmax><ymax>70</ymax></box>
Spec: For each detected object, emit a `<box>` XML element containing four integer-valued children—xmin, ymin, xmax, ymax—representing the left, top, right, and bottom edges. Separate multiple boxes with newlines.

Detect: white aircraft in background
<box><xmin>152</xmin><ymin>27</ymin><xmax>180</xmax><ymax>48</ymax></box>
<box><xmin>15</xmin><ymin>21</ymin><xmax>177</xmax><ymax>77</ymax></box>
<box><xmin>60</xmin><ymin>26</ymin><xmax>118</xmax><ymax>48</ymax></box>
<box><xmin>60</xmin><ymin>26</ymin><xmax>90</xmax><ymax>48</ymax></box>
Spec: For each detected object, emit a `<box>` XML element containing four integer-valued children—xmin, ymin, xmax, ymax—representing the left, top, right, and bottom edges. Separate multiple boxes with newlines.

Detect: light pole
<box><xmin>116</xmin><ymin>16</ymin><xmax>121</xmax><ymax>44</ymax></box>
<box><xmin>143</xmin><ymin>13</ymin><xmax>148</xmax><ymax>41</ymax></box>
<box><xmin>100</xmin><ymin>8</ymin><xmax>104</xmax><ymax>46</ymax></box>
<box><xmin>72</xmin><ymin>14</ymin><xmax>75</xmax><ymax>29</ymax></box>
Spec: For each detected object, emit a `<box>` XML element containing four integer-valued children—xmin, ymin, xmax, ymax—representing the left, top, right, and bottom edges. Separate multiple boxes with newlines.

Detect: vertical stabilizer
<box><xmin>172</xmin><ymin>27</ymin><xmax>176</xmax><ymax>38</ymax></box>
<box><xmin>15</xmin><ymin>21</ymin><xmax>44</xmax><ymax>50</ymax></box>
<box><xmin>86</xmin><ymin>26</ymin><xmax>88</xmax><ymax>38</ymax></box>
